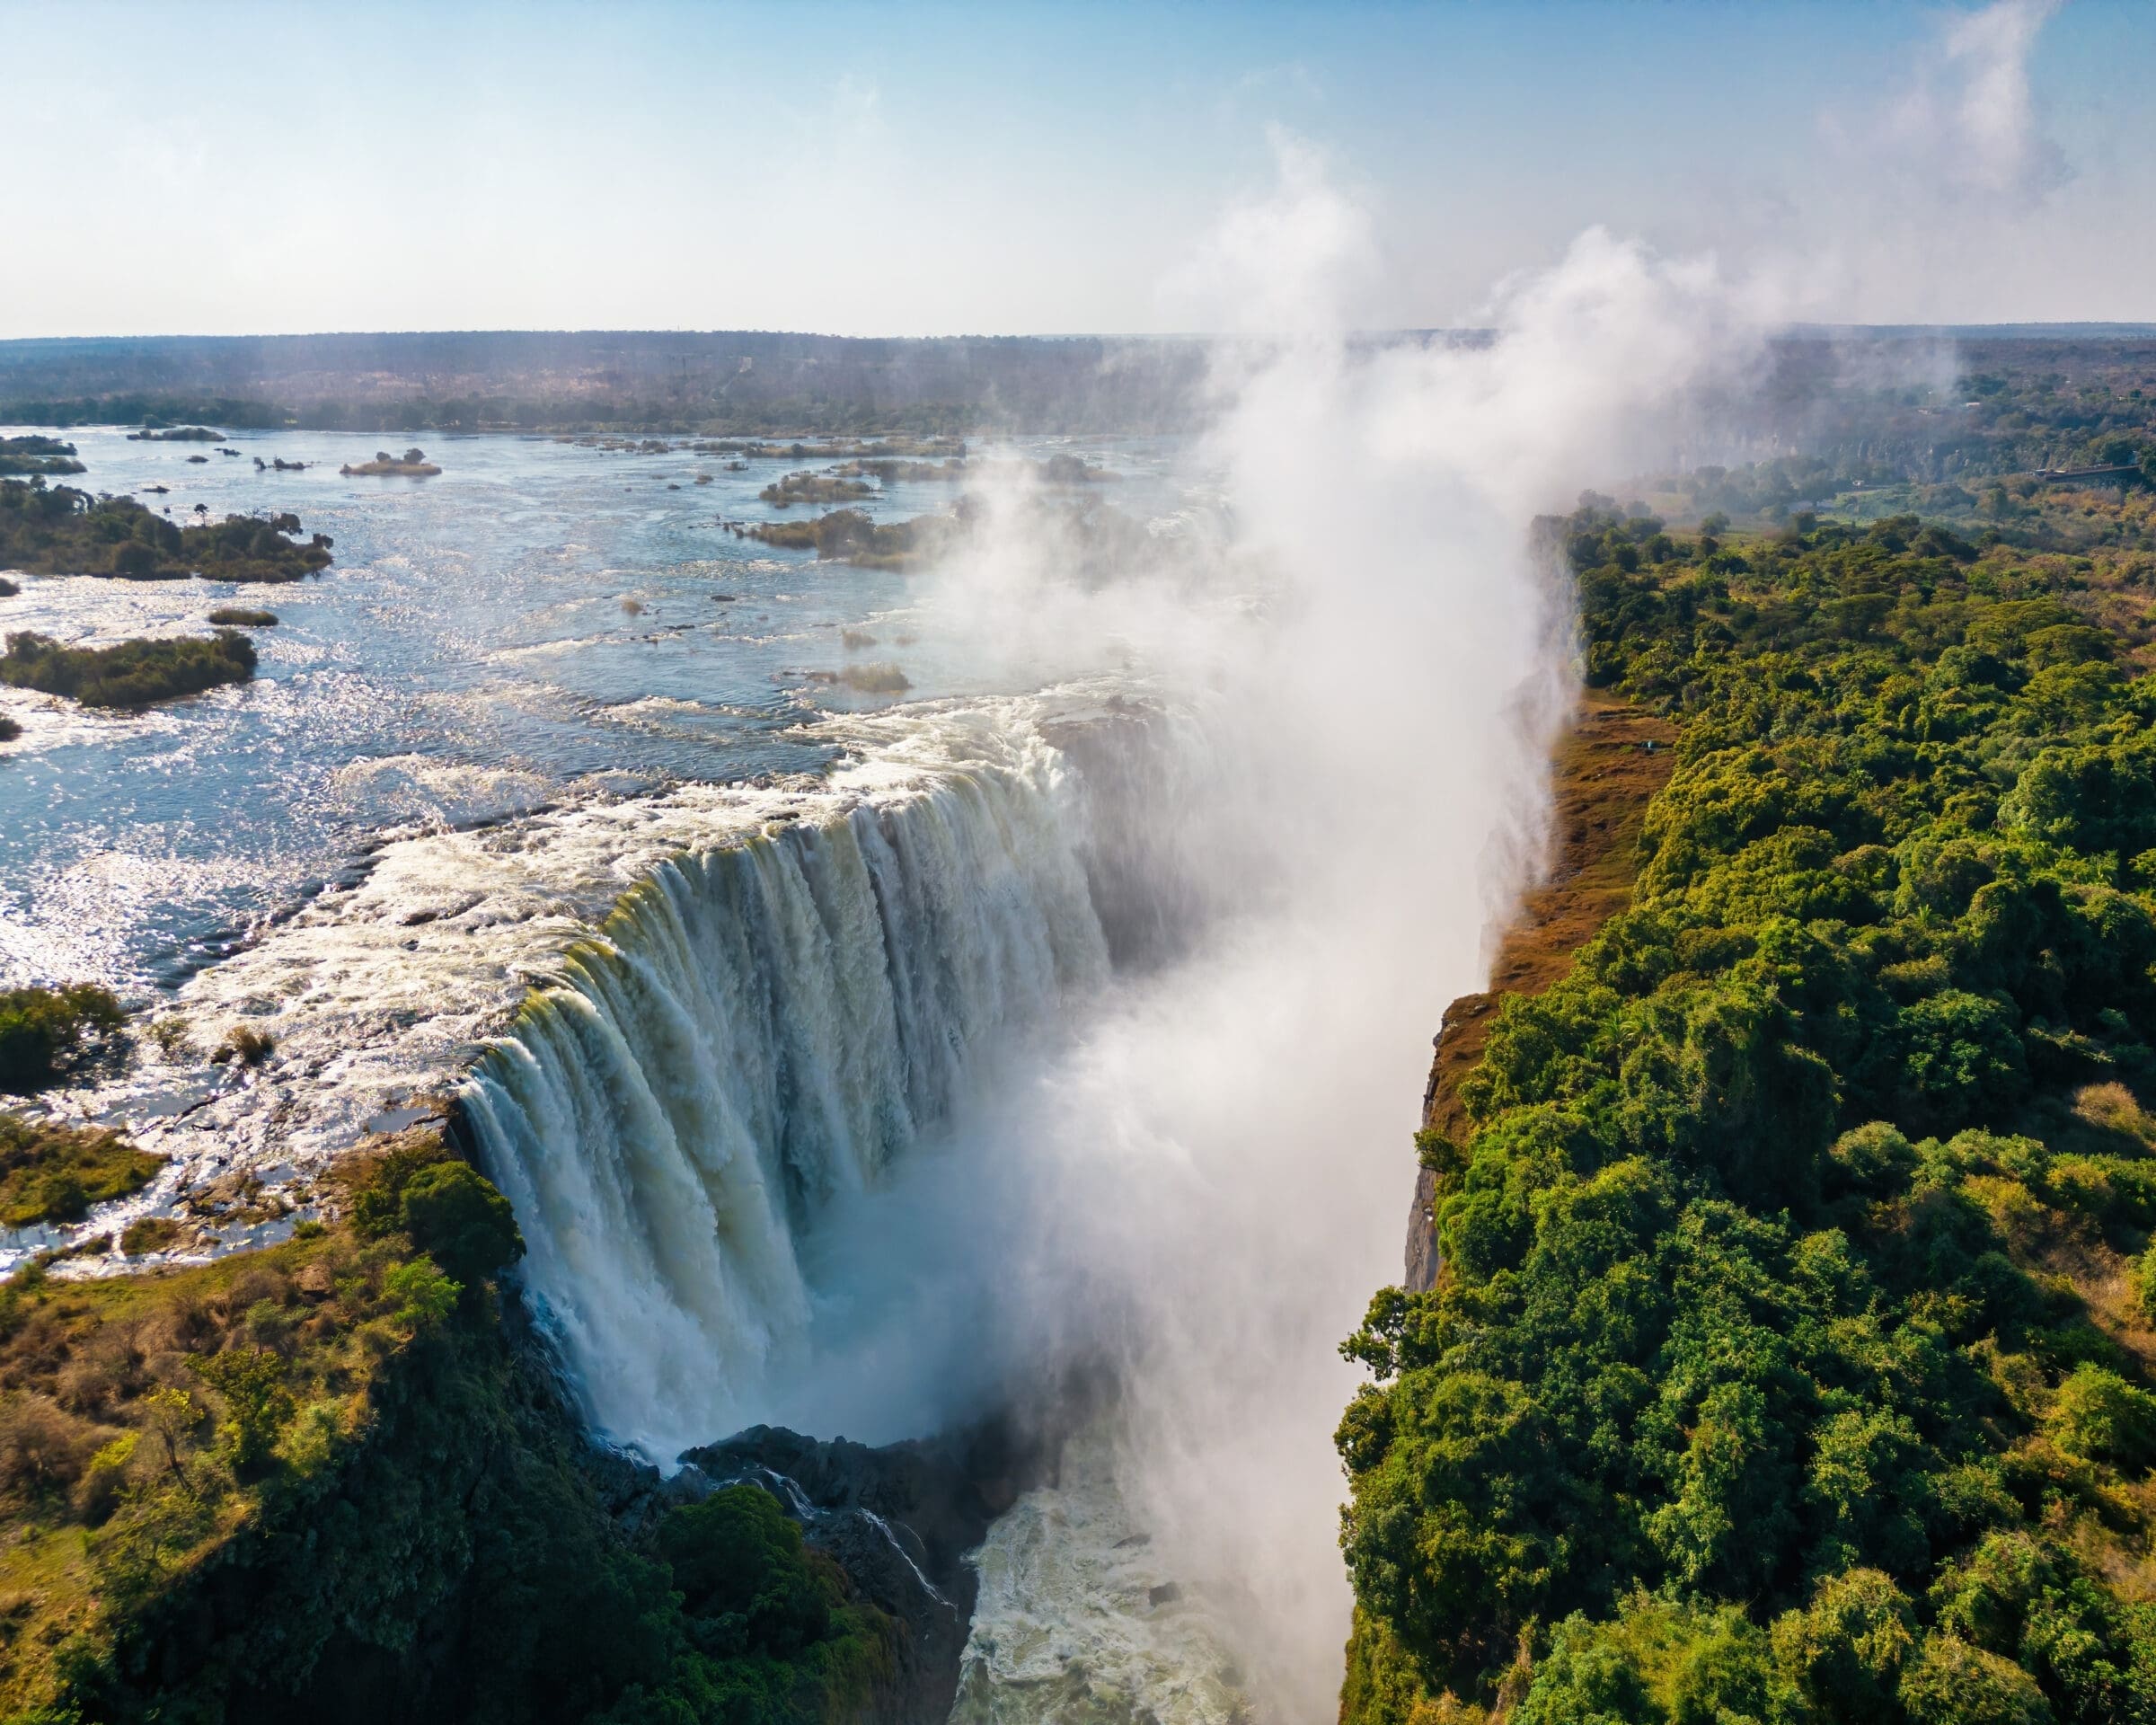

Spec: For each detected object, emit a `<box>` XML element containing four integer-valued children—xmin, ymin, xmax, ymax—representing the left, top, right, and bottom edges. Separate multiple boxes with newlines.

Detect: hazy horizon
<box><xmin>4</xmin><ymin>0</ymin><xmax>2150</xmax><ymax>341</ymax></box>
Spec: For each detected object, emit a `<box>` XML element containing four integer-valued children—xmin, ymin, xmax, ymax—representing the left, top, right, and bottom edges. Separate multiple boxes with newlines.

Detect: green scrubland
<box><xmin>1340</xmin><ymin>498</ymin><xmax>2156</xmax><ymax>1725</ymax></box>
<box><xmin>0</xmin><ymin>1128</ymin><xmax>900</xmax><ymax>1724</ymax></box>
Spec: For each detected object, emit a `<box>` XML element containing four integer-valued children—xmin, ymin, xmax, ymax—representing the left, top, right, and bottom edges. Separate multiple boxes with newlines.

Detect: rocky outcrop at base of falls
<box><xmin>679</xmin><ymin>1420</ymin><xmax>1054</xmax><ymax>1724</ymax></box>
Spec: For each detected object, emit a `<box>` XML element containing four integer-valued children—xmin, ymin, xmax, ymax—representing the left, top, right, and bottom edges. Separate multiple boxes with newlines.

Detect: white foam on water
<box><xmin>953</xmin><ymin>1424</ymin><xmax>1249</xmax><ymax>1725</ymax></box>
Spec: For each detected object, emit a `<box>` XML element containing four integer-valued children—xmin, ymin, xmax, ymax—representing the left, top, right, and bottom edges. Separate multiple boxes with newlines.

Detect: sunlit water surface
<box><xmin>1</xmin><ymin>427</ymin><xmax>1168</xmax><ymax>989</ymax></box>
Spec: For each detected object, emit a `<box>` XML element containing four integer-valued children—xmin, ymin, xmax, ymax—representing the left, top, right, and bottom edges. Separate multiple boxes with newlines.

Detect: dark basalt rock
<box><xmin>679</xmin><ymin>1419</ymin><xmax>1051</xmax><ymax>1722</ymax></box>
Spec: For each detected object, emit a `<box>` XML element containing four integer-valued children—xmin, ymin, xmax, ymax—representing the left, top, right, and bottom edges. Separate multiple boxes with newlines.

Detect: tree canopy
<box><xmin>1341</xmin><ymin>503</ymin><xmax>2156</xmax><ymax>1725</ymax></box>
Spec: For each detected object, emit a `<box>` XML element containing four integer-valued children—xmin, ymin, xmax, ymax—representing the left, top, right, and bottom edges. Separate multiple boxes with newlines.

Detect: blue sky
<box><xmin>2</xmin><ymin>0</ymin><xmax>2149</xmax><ymax>336</ymax></box>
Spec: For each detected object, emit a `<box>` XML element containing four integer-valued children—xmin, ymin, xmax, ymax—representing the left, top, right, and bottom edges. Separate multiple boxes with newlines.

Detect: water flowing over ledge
<box><xmin>463</xmin><ymin>738</ymin><xmax>1117</xmax><ymax>1454</ymax></box>
<box><xmin>22</xmin><ymin>687</ymin><xmax>1187</xmax><ymax>1274</ymax></box>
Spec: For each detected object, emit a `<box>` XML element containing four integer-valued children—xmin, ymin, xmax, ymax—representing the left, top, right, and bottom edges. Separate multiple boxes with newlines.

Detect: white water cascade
<box><xmin>462</xmin><ymin>704</ymin><xmax>1167</xmax><ymax>1458</ymax></box>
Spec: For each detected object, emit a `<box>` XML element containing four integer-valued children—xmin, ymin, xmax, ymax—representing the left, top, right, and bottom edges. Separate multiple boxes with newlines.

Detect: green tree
<box><xmin>399</xmin><ymin>1161</ymin><xmax>526</xmax><ymax>1285</ymax></box>
<box><xmin>187</xmin><ymin>1349</ymin><xmax>295</xmax><ymax>1472</ymax></box>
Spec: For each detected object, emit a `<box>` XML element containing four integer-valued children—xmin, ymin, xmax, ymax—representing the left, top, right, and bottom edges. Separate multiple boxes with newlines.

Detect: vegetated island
<box><xmin>757</xmin><ymin>470</ymin><xmax>872</xmax><ymax>509</ymax></box>
<box><xmin>744</xmin><ymin>491</ymin><xmax>1159</xmax><ymax>579</ymax></box>
<box><xmin>564</xmin><ymin>433</ymin><xmax>968</xmax><ymax>461</ymax></box>
<box><xmin>746</xmin><ymin>507</ymin><xmax>962</xmax><ymax>570</ymax></box>
<box><xmin>0</xmin><ymin>1115</ymin><xmax>164</xmax><ymax>1230</ymax></box>
<box><xmin>1341</xmin><ymin>498</ymin><xmax>2156</xmax><ymax>1725</ymax></box>
<box><xmin>1</xmin><ymin>629</ymin><xmax>257</xmax><ymax>709</ymax></box>
<box><xmin>125</xmin><ymin>426</ymin><xmax>224</xmax><ymax>443</ymax></box>
<box><xmin>0</xmin><ymin>480</ymin><xmax>333</xmax><ymax>582</ymax></box>
<box><xmin>206</xmin><ymin>606</ymin><xmax>278</xmax><ymax>627</ymax></box>
<box><xmin>0</xmin><ymin>984</ymin><xmax>125</xmax><ymax>1096</ymax></box>
<box><xmin>0</xmin><ymin>437</ymin><xmax>84</xmax><ymax>478</ymax></box>
<box><xmin>339</xmin><ymin>447</ymin><xmax>440</xmax><ymax>477</ymax></box>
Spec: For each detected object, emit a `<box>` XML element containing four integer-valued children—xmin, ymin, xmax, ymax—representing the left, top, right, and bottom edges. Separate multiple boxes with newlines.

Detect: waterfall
<box><xmin>462</xmin><ymin>728</ymin><xmax>1123</xmax><ymax>1458</ymax></box>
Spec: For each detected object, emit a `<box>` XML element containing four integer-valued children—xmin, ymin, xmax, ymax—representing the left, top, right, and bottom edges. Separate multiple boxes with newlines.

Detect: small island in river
<box><xmin>340</xmin><ymin>447</ymin><xmax>441</xmax><ymax>477</ymax></box>
<box><xmin>746</xmin><ymin>507</ymin><xmax>961</xmax><ymax>569</ymax></box>
<box><xmin>125</xmin><ymin>426</ymin><xmax>225</xmax><ymax>443</ymax></box>
<box><xmin>0</xmin><ymin>628</ymin><xmax>258</xmax><ymax>710</ymax></box>
<box><xmin>0</xmin><ymin>438</ymin><xmax>84</xmax><ymax>478</ymax></box>
<box><xmin>758</xmin><ymin>469</ymin><xmax>872</xmax><ymax>508</ymax></box>
<box><xmin>0</xmin><ymin>482</ymin><xmax>333</xmax><ymax>582</ymax></box>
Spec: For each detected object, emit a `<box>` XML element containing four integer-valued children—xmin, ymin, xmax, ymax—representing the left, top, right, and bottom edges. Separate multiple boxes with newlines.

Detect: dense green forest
<box><xmin>0</xmin><ymin>480</ymin><xmax>332</xmax><ymax>582</ymax></box>
<box><xmin>1340</xmin><ymin>498</ymin><xmax>2156</xmax><ymax>1724</ymax></box>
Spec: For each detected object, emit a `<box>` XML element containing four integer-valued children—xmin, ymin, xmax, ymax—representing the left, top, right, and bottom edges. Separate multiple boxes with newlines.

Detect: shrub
<box><xmin>658</xmin><ymin>1485</ymin><xmax>832</xmax><ymax>1657</ymax></box>
<box><xmin>0</xmin><ymin>984</ymin><xmax>124</xmax><ymax>1092</ymax></box>
<box><xmin>205</xmin><ymin>607</ymin><xmax>277</xmax><ymax>627</ymax></box>
<box><xmin>211</xmin><ymin>1025</ymin><xmax>274</xmax><ymax>1066</ymax></box>
<box><xmin>840</xmin><ymin>662</ymin><xmax>911</xmax><ymax>694</ymax></box>
<box><xmin>120</xmin><ymin>1216</ymin><xmax>183</xmax><ymax>1255</ymax></box>
<box><xmin>0</xmin><ymin>1394</ymin><xmax>103</xmax><ymax>1498</ymax></box>
<box><xmin>384</xmin><ymin>1258</ymin><xmax>459</xmax><ymax>1331</ymax></box>
<box><xmin>2131</xmin><ymin>1248</ymin><xmax>2156</xmax><ymax>1324</ymax></box>
<box><xmin>1770</xmin><ymin>1569</ymin><xmax>1914</xmax><ymax>1721</ymax></box>
<box><xmin>73</xmin><ymin>1432</ymin><xmax>137</xmax><ymax>1523</ymax></box>
<box><xmin>1899</xmin><ymin>1633</ymin><xmax>2052</xmax><ymax>1725</ymax></box>
<box><xmin>344</xmin><ymin>1130</ymin><xmax>454</xmax><ymax>1237</ymax></box>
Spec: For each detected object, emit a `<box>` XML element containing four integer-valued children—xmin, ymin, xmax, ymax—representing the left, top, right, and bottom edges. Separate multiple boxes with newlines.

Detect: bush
<box><xmin>384</xmin><ymin>1257</ymin><xmax>460</xmax><ymax>1331</ymax></box>
<box><xmin>1900</xmin><ymin>1634</ymin><xmax>2052</xmax><ymax>1725</ymax></box>
<box><xmin>0</xmin><ymin>1394</ymin><xmax>104</xmax><ymax>1499</ymax></box>
<box><xmin>212</xmin><ymin>1025</ymin><xmax>274</xmax><ymax>1066</ymax></box>
<box><xmin>186</xmin><ymin>1349</ymin><xmax>294</xmax><ymax>1471</ymax></box>
<box><xmin>1770</xmin><ymin>1569</ymin><xmax>1913</xmax><ymax>1721</ymax></box>
<box><xmin>0</xmin><ymin>984</ymin><xmax>124</xmax><ymax>1092</ymax></box>
<box><xmin>72</xmin><ymin>1431</ymin><xmax>137</xmax><ymax>1523</ymax></box>
<box><xmin>206</xmin><ymin>607</ymin><xmax>277</xmax><ymax>627</ymax></box>
<box><xmin>657</xmin><ymin>1486</ymin><xmax>831</xmax><ymax>1658</ymax></box>
<box><xmin>120</xmin><ymin>1216</ymin><xmax>183</xmax><ymax>1255</ymax></box>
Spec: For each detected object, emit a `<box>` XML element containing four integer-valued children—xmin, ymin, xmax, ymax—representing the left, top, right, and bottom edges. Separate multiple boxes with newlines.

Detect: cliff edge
<box><xmin>1404</xmin><ymin>694</ymin><xmax>1676</xmax><ymax>1289</ymax></box>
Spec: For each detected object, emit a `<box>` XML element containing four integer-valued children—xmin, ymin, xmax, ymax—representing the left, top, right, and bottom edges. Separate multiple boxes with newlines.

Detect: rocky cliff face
<box><xmin>682</xmin><ymin>1420</ymin><xmax>1055</xmax><ymax>1722</ymax></box>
